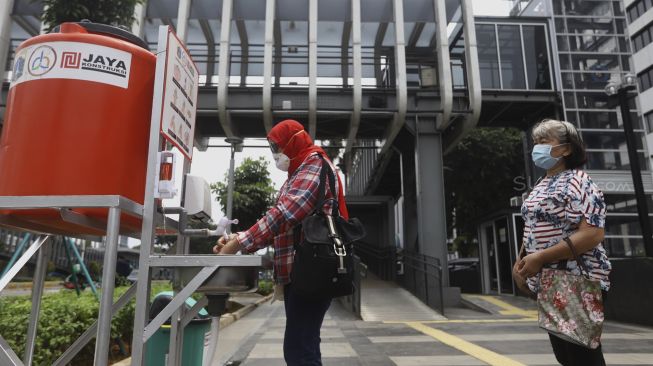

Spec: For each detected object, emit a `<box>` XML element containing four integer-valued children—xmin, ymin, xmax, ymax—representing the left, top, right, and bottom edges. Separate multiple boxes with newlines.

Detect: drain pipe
<box><xmin>203</xmin><ymin>294</ymin><xmax>229</xmax><ymax>366</ymax></box>
<box><xmin>443</xmin><ymin>0</ymin><xmax>481</xmax><ymax>154</ymax></box>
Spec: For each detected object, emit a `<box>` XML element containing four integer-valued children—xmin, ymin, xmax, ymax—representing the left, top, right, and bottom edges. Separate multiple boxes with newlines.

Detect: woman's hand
<box><xmin>512</xmin><ymin>260</ymin><xmax>536</xmax><ymax>298</ymax></box>
<box><xmin>213</xmin><ymin>234</ymin><xmax>240</xmax><ymax>254</ymax></box>
<box><xmin>517</xmin><ymin>252</ymin><xmax>545</xmax><ymax>278</ymax></box>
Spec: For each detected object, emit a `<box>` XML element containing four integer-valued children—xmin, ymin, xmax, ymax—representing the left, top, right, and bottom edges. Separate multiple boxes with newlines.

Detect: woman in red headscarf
<box><xmin>214</xmin><ymin>119</ymin><xmax>348</xmax><ymax>365</ymax></box>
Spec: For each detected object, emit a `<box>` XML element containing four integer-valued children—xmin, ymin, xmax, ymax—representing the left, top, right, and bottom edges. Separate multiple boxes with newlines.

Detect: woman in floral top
<box><xmin>514</xmin><ymin>119</ymin><xmax>611</xmax><ymax>366</ymax></box>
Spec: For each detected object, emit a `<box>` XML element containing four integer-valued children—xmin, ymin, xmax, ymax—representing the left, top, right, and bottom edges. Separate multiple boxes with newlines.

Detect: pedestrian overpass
<box><xmin>1</xmin><ymin>0</ymin><xmax>559</xmax><ymax>310</ymax></box>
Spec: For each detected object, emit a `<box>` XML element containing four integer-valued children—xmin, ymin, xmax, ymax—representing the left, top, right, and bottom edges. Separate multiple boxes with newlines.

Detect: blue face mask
<box><xmin>532</xmin><ymin>144</ymin><xmax>564</xmax><ymax>169</ymax></box>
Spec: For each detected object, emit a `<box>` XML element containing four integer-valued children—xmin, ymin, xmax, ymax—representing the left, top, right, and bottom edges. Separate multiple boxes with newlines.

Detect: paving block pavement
<box><xmin>220</xmin><ymin>293</ymin><xmax>653</xmax><ymax>366</ymax></box>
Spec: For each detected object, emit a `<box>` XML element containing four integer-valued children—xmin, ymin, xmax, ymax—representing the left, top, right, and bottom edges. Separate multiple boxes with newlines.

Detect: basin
<box><xmin>179</xmin><ymin>266</ymin><xmax>259</xmax><ymax>294</ymax></box>
<box><xmin>165</xmin><ymin>255</ymin><xmax>270</xmax><ymax>295</ymax></box>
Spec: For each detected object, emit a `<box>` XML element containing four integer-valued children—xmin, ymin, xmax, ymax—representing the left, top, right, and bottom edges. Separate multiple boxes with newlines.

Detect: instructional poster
<box><xmin>160</xmin><ymin>28</ymin><xmax>199</xmax><ymax>160</ymax></box>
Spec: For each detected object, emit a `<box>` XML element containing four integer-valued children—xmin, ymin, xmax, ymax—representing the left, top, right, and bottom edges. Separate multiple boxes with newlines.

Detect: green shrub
<box><xmin>88</xmin><ymin>261</ymin><xmax>101</xmax><ymax>281</ymax></box>
<box><xmin>0</xmin><ymin>281</ymin><xmax>173</xmax><ymax>365</ymax></box>
<box><xmin>257</xmin><ymin>279</ymin><xmax>274</xmax><ymax>296</ymax></box>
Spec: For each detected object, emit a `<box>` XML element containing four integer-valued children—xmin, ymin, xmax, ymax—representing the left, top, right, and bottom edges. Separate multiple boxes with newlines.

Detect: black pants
<box><xmin>283</xmin><ymin>283</ymin><xmax>332</xmax><ymax>366</ymax></box>
<box><xmin>548</xmin><ymin>334</ymin><xmax>605</xmax><ymax>366</ymax></box>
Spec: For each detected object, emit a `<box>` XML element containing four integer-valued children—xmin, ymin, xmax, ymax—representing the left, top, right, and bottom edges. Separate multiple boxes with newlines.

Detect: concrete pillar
<box><xmin>176</xmin><ymin>0</ymin><xmax>192</xmax><ymax>42</ymax></box>
<box><xmin>131</xmin><ymin>1</ymin><xmax>147</xmax><ymax>39</ymax></box>
<box><xmin>414</xmin><ymin>118</ymin><xmax>460</xmax><ymax>305</ymax></box>
<box><xmin>0</xmin><ymin>0</ymin><xmax>14</xmax><ymax>82</ymax></box>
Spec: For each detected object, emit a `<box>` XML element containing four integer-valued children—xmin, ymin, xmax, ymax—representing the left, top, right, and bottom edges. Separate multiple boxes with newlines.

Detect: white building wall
<box><xmin>626</xmin><ymin>0</ymin><xmax>653</xmax><ymax>176</ymax></box>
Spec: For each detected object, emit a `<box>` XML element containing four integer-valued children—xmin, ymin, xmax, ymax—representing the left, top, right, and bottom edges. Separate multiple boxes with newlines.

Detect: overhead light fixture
<box><xmin>623</xmin><ymin>73</ymin><xmax>637</xmax><ymax>88</ymax></box>
<box><xmin>604</xmin><ymin>82</ymin><xmax>618</xmax><ymax>96</ymax></box>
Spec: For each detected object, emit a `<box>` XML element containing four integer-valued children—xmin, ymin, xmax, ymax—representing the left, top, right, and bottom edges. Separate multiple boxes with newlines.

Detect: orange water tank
<box><xmin>0</xmin><ymin>22</ymin><xmax>156</xmax><ymax>236</ymax></box>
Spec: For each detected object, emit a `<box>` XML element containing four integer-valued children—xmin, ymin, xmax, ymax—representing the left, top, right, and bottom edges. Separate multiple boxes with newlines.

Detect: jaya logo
<box><xmin>61</xmin><ymin>51</ymin><xmax>81</xmax><ymax>68</ymax></box>
<box><xmin>28</xmin><ymin>45</ymin><xmax>57</xmax><ymax>76</ymax></box>
<box><xmin>80</xmin><ymin>53</ymin><xmax>128</xmax><ymax>77</ymax></box>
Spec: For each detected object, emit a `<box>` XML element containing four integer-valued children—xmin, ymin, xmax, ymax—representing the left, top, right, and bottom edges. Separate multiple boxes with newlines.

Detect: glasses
<box><xmin>268</xmin><ymin>140</ymin><xmax>281</xmax><ymax>154</ymax></box>
<box><xmin>268</xmin><ymin>130</ymin><xmax>305</xmax><ymax>154</ymax></box>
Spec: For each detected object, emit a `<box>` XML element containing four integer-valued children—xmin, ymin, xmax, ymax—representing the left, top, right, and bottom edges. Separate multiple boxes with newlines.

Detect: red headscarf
<box><xmin>267</xmin><ymin>119</ymin><xmax>349</xmax><ymax>219</ymax></box>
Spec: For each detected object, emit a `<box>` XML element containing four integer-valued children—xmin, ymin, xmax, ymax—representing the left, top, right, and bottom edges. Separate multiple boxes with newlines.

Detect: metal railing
<box><xmin>354</xmin><ymin>241</ymin><xmax>396</xmax><ymax>281</ymax></box>
<box><xmin>400</xmin><ymin>250</ymin><xmax>445</xmax><ymax>315</ymax></box>
<box><xmin>0</xmin><ymin>228</ymin><xmax>104</xmax><ymax>274</ymax></box>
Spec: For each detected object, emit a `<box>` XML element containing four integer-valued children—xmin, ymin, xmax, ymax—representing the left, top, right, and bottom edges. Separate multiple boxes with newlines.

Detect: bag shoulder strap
<box><xmin>314</xmin><ymin>155</ymin><xmax>338</xmax><ymax>216</ymax></box>
<box><xmin>561</xmin><ymin>237</ymin><xmax>591</xmax><ymax>277</ymax></box>
<box><xmin>292</xmin><ymin>155</ymin><xmax>338</xmax><ymax>249</ymax></box>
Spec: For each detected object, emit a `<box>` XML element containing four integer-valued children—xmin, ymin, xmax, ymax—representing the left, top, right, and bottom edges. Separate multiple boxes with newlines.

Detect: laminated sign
<box><xmin>10</xmin><ymin>41</ymin><xmax>132</xmax><ymax>89</ymax></box>
<box><xmin>159</xmin><ymin>28</ymin><xmax>199</xmax><ymax>160</ymax></box>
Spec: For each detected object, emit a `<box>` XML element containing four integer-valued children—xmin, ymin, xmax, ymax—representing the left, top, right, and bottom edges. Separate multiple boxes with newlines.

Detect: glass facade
<box><xmin>552</xmin><ymin>0</ymin><xmax>649</xmax><ymax>257</ymax></box>
<box><xmin>476</xmin><ymin>22</ymin><xmax>552</xmax><ymax>90</ymax></box>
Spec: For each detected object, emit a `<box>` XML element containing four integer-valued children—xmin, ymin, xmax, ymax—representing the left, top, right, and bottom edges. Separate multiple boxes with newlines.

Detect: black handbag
<box><xmin>290</xmin><ymin>156</ymin><xmax>366</xmax><ymax>300</ymax></box>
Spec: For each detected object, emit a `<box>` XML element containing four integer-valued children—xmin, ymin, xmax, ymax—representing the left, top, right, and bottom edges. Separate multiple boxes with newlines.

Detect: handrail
<box><xmin>354</xmin><ymin>241</ymin><xmax>396</xmax><ymax>281</ymax></box>
<box><xmin>401</xmin><ymin>249</ymin><xmax>445</xmax><ymax>315</ymax></box>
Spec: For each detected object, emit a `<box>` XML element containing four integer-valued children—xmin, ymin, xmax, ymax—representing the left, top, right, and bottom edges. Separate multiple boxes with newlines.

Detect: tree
<box><xmin>444</xmin><ymin>128</ymin><xmax>525</xmax><ymax>247</ymax></box>
<box><xmin>40</xmin><ymin>0</ymin><xmax>145</xmax><ymax>32</ymax></box>
<box><xmin>211</xmin><ymin>157</ymin><xmax>277</xmax><ymax>233</ymax></box>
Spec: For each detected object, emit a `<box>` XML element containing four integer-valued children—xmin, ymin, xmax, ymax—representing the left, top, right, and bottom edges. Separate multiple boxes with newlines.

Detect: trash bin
<box><xmin>145</xmin><ymin>291</ymin><xmax>211</xmax><ymax>366</ymax></box>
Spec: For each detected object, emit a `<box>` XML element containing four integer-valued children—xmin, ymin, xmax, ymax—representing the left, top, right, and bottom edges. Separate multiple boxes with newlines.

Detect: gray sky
<box><xmin>473</xmin><ymin>0</ymin><xmax>513</xmax><ymax>16</ymax></box>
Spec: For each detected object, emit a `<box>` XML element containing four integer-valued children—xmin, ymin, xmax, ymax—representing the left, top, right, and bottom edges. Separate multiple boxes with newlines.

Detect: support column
<box><xmin>414</xmin><ymin>118</ymin><xmax>460</xmax><ymax>305</ymax></box>
<box><xmin>176</xmin><ymin>0</ymin><xmax>192</xmax><ymax>42</ymax></box>
<box><xmin>262</xmin><ymin>0</ymin><xmax>275</xmax><ymax>132</ymax></box>
<box><xmin>94</xmin><ymin>207</ymin><xmax>121</xmax><ymax>366</ymax></box>
<box><xmin>24</xmin><ymin>237</ymin><xmax>51</xmax><ymax>366</ymax></box>
<box><xmin>168</xmin><ymin>11</ymin><xmax>192</xmax><ymax>363</ymax></box>
<box><xmin>0</xmin><ymin>0</ymin><xmax>14</xmax><ymax>82</ymax></box>
<box><xmin>308</xmin><ymin>0</ymin><xmax>317</xmax><ymax>138</ymax></box>
<box><xmin>217</xmin><ymin>0</ymin><xmax>235</xmax><ymax>137</ymax></box>
<box><xmin>131</xmin><ymin>1</ymin><xmax>147</xmax><ymax>39</ymax></box>
<box><xmin>131</xmin><ymin>25</ymin><xmax>169</xmax><ymax>366</ymax></box>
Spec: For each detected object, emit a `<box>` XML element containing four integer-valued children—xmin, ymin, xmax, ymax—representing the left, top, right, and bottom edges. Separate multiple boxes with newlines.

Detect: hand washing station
<box><xmin>0</xmin><ymin>22</ymin><xmax>266</xmax><ymax>366</ymax></box>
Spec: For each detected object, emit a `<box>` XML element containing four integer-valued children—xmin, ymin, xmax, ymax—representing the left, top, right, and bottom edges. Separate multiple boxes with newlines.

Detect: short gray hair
<box><xmin>531</xmin><ymin>119</ymin><xmax>586</xmax><ymax>169</ymax></box>
<box><xmin>531</xmin><ymin>119</ymin><xmax>580</xmax><ymax>143</ymax></box>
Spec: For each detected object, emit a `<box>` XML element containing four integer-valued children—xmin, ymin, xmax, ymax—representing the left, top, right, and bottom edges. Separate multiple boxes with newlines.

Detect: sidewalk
<box><xmin>219</xmin><ymin>293</ymin><xmax>653</xmax><ymax>366</ymax></box>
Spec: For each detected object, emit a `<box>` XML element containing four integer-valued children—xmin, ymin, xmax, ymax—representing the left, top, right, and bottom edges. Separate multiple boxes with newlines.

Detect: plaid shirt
<box><xmin>236</xmin><ymin>153</ymin><xmax>338</xmax><ymax>284</ymax></box>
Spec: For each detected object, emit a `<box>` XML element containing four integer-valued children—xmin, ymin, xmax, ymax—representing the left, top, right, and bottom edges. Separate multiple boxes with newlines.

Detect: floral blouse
<box><xmin>521</xmin><ymin>169</ymin><xmax>611</xmax><ymax>293</ymax></box>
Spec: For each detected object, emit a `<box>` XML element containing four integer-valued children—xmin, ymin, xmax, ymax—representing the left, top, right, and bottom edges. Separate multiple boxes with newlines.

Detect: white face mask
<box><xmin>272</xmin><ymin>153</ymin><xmax>290</xmax><ymax>172</ymax></box>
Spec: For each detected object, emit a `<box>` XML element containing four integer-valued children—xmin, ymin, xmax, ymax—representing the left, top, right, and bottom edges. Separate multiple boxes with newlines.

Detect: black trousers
<box><xmin>548</xmin><ymin>334</ymin><xmax>606</xmax><ymax>366</ymax></box>
<box><xmin>283</xmin><ymin>283</ymin><xmax>332</xmax><ymax>366</ymax></box>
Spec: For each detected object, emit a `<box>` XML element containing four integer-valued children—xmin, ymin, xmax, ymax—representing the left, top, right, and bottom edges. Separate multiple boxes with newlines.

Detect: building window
<box><xmin>498</xmin><ymin>25</ymin><xmax>526</xmax><ymax>89</ymax></box>
<box><xmin>627</xmin><ymin>0</ymin><xmax>653</xmax><ymax>23</ymax></box>
<box><xmin>476</xmin><ymin>24</ymin><xmax>501</xmax><ymax>89</ymax></box>
<box><xmin>638</xmin><ymin>66</ymin><xmax>653</xmax><ymax>92</ymax></box>
<box><xmin>645</xmin><ymin>112</ymin><xmax>653</xmax><ymax>131</ymax></box>
<box><xmin>632</xmin><ymin>23</ymin><xmax>653</xmax><ymax>52</ymax></box>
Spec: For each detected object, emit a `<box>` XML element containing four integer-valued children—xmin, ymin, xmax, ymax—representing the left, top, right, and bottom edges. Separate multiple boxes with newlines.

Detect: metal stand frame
<box><xmin>0</xmin><ymin>195</ymin><xmax>142</xmax><ymax>366</ymax></box>
<box><xmin>0</xmin><ymin>25</ymin><xmax>264</xmax><ymax>366</ymax></box>
<box><xmin>129</xmin><ymin>25</ymin><xmax>264</xmax><ymax>366</ymax></box>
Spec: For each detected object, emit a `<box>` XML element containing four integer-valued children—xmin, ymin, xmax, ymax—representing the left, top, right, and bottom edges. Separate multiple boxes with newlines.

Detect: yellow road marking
<box><xmin>384</xmin><ymin>318</ymin><xmax>537</xmax><ymax>324</ymax></box>
<box><xmin>466</xmin><ymin>295</ymin><xmax>538</xmax><ymax>317</ymax></box>
<box><xmin>406</xmin><ymin>322</ymin><xmax>526</xmax><ymax>366</ymax></box>
<box><xmin>419</xmin><ymin>317</ymin><xmax>536</xmax><ymax>324</ymax></box>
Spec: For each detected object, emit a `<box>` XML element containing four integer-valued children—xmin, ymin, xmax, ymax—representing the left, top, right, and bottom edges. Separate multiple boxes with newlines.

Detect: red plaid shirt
<box><xmin>236</xmin><ymin>153</ymin><xmax>338</xmax><ymax>284</ymax></box>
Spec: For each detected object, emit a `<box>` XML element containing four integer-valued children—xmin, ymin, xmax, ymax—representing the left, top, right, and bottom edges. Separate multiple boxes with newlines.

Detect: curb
<box><xmin>110</xmin><ymin>294</ymin><xmax>273</xmax><ymax>366</ymax></box>
<box><xmin>219</xmin><ymin>294</ymin><xmax>273</xmax><ymax>328</ymax></box>
<box><xmin>460</xmin><ymin>294</ymin><xmax>493</xmax><ymax>314</ymax></box>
